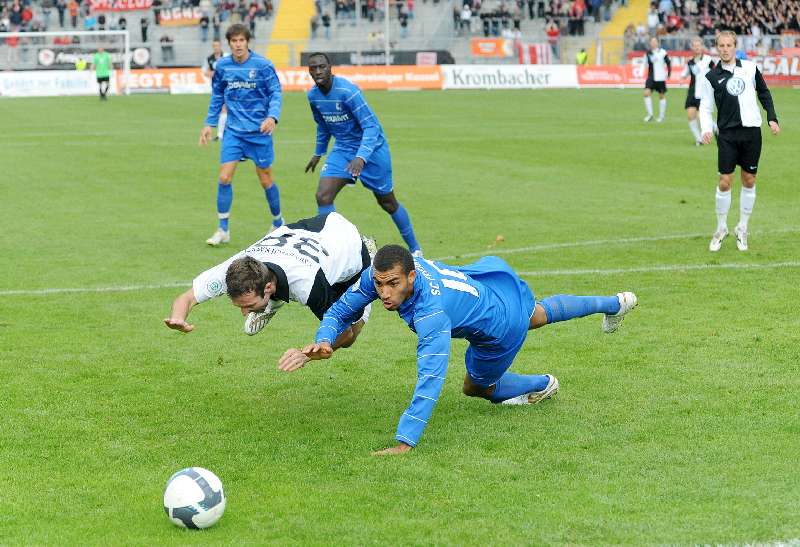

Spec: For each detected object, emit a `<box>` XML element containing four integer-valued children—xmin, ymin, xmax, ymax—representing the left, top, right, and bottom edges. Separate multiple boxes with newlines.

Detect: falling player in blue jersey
<box><xmin>200</xmin><ymin>24</ymin><xmax>284</xmax><ymax>247</ymax></box>
<box><xmin>278</xmin><ymin>245</ymin><xmax>638</xmax><ymax>455</ymax></box>
<box><xmin>304</xmin><ymin>52</ymin><xmax>422</xmax><ymax>256</ymax></box>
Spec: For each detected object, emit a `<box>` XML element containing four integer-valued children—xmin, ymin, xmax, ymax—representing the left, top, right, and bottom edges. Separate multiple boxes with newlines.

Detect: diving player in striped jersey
<box><xmin>278</xmin><ymin>245</ymin><xmax>638</xmax><ymax>455</ymax></box>
<box><xmin>164</xmin><ymin>213</ymin><xmax>375</xmax><ymax>348</ymax></box>
<box><xmin>304</xmin><ymin>52</ymin><xmax>423</xmax><ymax>257</ymax></box>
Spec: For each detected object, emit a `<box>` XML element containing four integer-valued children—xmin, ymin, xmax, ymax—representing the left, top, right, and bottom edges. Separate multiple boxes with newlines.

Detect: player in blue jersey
<box><xmin>278</xmin><ymin>245</ymin><xmax>638</xmax><ymax>455</ymax></box>
<box><xmin>200</xmin><ymin>23</ymin><xmax>284</xmax><ymax>247</ymax></box>
<box><xmin>304</xmin><ymin>52</ymin><xmax>423</xmax><ymax>256</ymax></box>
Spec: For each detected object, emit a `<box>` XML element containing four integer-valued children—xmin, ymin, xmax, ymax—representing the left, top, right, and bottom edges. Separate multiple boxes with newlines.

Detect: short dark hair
<box><xmin>373</xmin><ymin>245</ymin><xmax>415</xmax><ymax>276</ymax></box>
<box><xmin>225</xmin><ymin>256</ymin><xmax>275</xmax><ymax>298</ymax></box>
<box><xmin>307</xmin><ymin>52</ymin><xmax>331</xmax><ymax>64</ymax></box>
<box><xmin>226</xmin><ymin>23</ymin><xmax>251</xmax><ymax>43</ymax></box>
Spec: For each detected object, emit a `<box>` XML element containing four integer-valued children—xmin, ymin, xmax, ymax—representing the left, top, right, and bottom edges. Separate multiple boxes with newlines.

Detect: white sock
<box><xmin>689</xmin><ymin>118</ymin><xmax>701</xmax><ymax>141</ymax></box>
<box><xmin>644</xmin><ymin>96</ymin><xmax>653</xmax><ymax>116</ymax></box>
<box><xmin>715</xmin><ymin>187</ymin><xmax>731</xmax><ymax>231</ymax></box>
<box><xmin>658</xmin><ymin>98</ymin><xmax>666</xmax><ymax>119</ymax></box>
<box><xmin>739</xmin><ymin>186</ymin><xmax>756</xmax><ymax>230</ymax></box>
<box><xmin>219</xmin><ymin>111</ymin><xmax>227</xmax><ymax>138</ymax></box>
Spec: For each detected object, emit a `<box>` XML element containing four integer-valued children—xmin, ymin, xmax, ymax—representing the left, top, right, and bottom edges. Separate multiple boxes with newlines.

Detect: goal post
<box><xmin>0</xmin><ymin>30</ymin><xmax>132</xmax><ymax>95</ymax></box>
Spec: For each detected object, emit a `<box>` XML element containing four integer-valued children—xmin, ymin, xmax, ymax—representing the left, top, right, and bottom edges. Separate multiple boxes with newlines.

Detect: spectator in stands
<box><xmin>399</xmin><ymin>4</ymin><xmax>409</xmax><ymax>37</ymax></box>
<box><xmin>9</xmin><ymin>0</ymin><xmax>22</xmax><ymax>27</ymax></box>
<box><xmin>545</xmin><ymin>17</ymin><xmax>560</xmax><ymax>58</ymax></box>
<box><xmin>41</xmin><ymin>0</ymin><xmax>52</xmax><ymax>29</ymax></box>
<box><xmin>67</xmin><ymin>0</ymin><xmax>77</xmax><ymax>27</ymax></box>
<box><xmin>321</xmin><ymin>11</ymin><xmax>330</xmax><ymax>38</ymax></box>
<box><xmin>212</xmin><ymin>10</ymin><xmax>221</xmax><ymax>40</ymax></box>
<box><xmin>247</xmin><ymin>3</ymin><xmax>256</xmax><ymax>36</ymax></box>
<box><xmin>665</xmin><ymin>10</ymin><xmax>682</xmax><ymax>33</ymax></box>
<box><xmin>310</xmin><ymin>12</ymin><xmax>319</xmax><ymax>38</ymax></box>
<box><xmin>153</xmin><ymin>0</ymin><xmax>162</xmax><ymax>24</ymax></box>
<box><xmin>575</xmin><ymin>47</ymin><xmax>588</xmax><ymax>63</ymax></box>
<box><xmin>460</xmin><ymin>3</ymin><xmax>471</xmax><ymax>34</ymax></box>
<box><xmin>21</xmin><ymin>2</ymin><xmax>32</xmax><ymax>29</ymax></box>
<box><xmin>200</xmin><ymin>12</ymin><xmax>210</xmax><ymax>42</ymax></box>
<box><xmin>646</xmin><ymin>4</ymin><xmax>658</xmax><ymax>32</ymax></box>
<box><xmin>160</xmin><ymin>33</ymin><xmax>174</xmax><ymax>62</ymax></box>
<box><xmin>119</xmin><ymin>15</ymin><xmax>127</xmax><ymax>30</ymax></box>
<box><xmin>140</xmin><ymin>16</ymin><xmax>149</xmax><ymax>41</ymax></box>
<box><xmin>56</xmin><ymin>0</ymin><xmax>66</xmax><ymax>27</ymax></box>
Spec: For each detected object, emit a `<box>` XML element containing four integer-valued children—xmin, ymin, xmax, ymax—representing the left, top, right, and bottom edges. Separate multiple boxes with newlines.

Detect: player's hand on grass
<box><xmin>199</xmin><ymin>126</ymin><xmax>213</xmax><ymax>146</ymax></box>
<box><xmin>701</xmin><ymin>131</ymin><xmax>713</xmax><ymax>145</ymax></box>
<box><xmin>302</xmin><ymin>342</ymin><xmax>333</xmax><ymax>360</ymax></box>
<box><xmin>278</xmin><ymin>348</ymin><xmax>309</xmax><ymax>371</ymax></box>
<box><xmin>346</xmin><ymin>157</ymin><xmax>365</xmax><ymax>177</ymax></box>
<box><xmin>769</xmin><ymin>121</ymin><xmax>780</xmax><ymax>136</ymax></box>
<box><xmin>260</xmin><ymin>117</ymin><xmax>277</xmax><ymax>135</ymax></box>
<box><xmin>372</xmin><ymin>443</ymin><xmax>413</xmax><ymax>456</ymax></box>
<box><xmin>163</xmin><ymin>318</ymin><xmax>194</xmax><ymax>333</ymax></box>
<box><xmin>305</xmin><ymin>155</ymin><xmax>321</xmax><ymax>173</ymax></box>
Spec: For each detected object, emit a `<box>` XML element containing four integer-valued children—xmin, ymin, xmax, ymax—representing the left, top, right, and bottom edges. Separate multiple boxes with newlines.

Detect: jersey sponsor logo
<box><xmin>228</xmin><ymin>80</ymin><xmax>257</xmax><ymax>90</ymax></box>
<box><xmin>725</xmin><ymin>76</ymin><xmax>745</xmax><ymax>96</ymax></box>
<box><xmin>322</xmin><ymin>113</ymin><xmax>351</xmax><ymax>123</ymax></box>
<box><xmin>206</xmin><ymin>279</ymin><xmax>225</xmax><ymax>296</ymax></box>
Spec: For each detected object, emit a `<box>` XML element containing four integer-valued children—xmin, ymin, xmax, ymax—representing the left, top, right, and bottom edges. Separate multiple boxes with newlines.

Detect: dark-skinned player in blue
<box><xmin>304</xmin><ymin>52</ymin><xmax>423</xmax><ymax>257</ymax></box>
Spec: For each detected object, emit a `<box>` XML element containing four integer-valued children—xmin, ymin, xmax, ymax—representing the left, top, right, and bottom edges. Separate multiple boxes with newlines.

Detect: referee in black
<box><xmin>699</xmin><ymin>30</ymin><xmax>780</xmax><ymax>252</ymax></box>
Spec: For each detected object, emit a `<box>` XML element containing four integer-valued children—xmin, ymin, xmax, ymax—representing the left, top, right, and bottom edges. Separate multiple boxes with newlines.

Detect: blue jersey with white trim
<box><xmin>307</xmin><ymin>76</ymin><xmax>386</xmax><ymax>162</ymax></box>
<box><xmin>315</xmin><ymin>257</ymin><xmax>516</xmax><ymax>447</ymax></box>
<box><xmin>205</xmin><ymin>50</ymin><xmax>282</xmax><ymax>135</ymax></box>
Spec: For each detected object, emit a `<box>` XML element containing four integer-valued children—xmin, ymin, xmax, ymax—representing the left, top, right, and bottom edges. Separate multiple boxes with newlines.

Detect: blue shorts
<box><xmin>459</xmin><ymin>257</ymin><xmax>536</xmax><ymax>387</ymax></box>
<box><xmin>320</xmin><ymin>142</ymin><xmax>393</xmax><ymax>195</ymax></box>
<box><xmin>220</xmin><ymin>131</ymin><xmax>274</xmax><ymax>169</ymax></box>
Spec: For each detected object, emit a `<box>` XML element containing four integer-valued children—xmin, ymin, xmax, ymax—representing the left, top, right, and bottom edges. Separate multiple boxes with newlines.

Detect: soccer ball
<box><xmin>163</xmin><ymin>467</ymin><xmax>226</xmax><ymax>529</ymax></box>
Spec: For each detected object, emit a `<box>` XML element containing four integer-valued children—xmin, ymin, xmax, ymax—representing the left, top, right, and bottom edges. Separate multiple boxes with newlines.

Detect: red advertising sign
<box><xmin>89</xmin><ymin>0</ymin><xmax>153</xmax><ymax>11</ymax></box>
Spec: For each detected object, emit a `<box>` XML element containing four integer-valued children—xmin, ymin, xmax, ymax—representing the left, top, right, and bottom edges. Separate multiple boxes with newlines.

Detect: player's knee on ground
<box><xmin>741</xmin><ymin>171</ymin><xmax>756</xmax><ymax>188</ymax></box>
<box><xmin>462</xmin><ymin>375</ymin><xmax>493</xmax><ymax>399</ymax></box>
<box><xmin>718</xmin><ymin>174</ymin><xmax>733</xmax><ymax>192</ymax></box>
<box><xmin>374</xmin><ymin>192</ymin><xmax>399</xmax><ymax>214</ymax></box>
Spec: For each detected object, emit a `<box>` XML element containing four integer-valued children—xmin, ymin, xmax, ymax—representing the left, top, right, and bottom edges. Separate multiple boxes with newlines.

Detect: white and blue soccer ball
<box><xmin>163</xmin><ymin>467</ymin><xmax>226</xmax><ymax>529</ymax></box>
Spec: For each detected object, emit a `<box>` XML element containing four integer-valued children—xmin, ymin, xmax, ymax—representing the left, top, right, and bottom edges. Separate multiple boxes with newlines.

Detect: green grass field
<box><xmin>2</xmin><ymin>88</ymin><xmax>799</xmax><ymax>545</ymax></box>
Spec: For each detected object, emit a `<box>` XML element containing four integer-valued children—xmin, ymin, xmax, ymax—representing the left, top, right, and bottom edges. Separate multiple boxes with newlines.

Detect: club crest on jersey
<box><xmin>206</xmin><ymin>279</ymin><xmax>225</xmax><ymax>296</ymax></box>
<box><xmin>335</xmin><ymin>102</ymin><xmax>342</xmax><ymax>111</ymax></box>
<box><xmin>726</xmin><ymin>77</ymin><xmax>745</xmax><ymax>96</ymax></box>
<box><xmin>248</xmin><ymin>69</ymin><xmax>256</xmax><ymax>80</ymax></box>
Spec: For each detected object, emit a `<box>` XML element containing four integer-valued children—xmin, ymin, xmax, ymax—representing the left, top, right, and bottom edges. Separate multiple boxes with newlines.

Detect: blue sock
<box><xmin>317</xmin><ymin>203</ymin><xmax>336</xmax><ymax>215</ymax></box>
<box><xmin>390</xmin><ymin>203</ymin><xmax>421</xmax><ymax>253</ymax></box>
<box><xmin>489</xmin><ymin>372</ymin><xmax>550</xmax><ymax>403</ymax></box>
<box><xmin>539</xmin><ymin>294</ymin><xmax>620</xmax><ymax>324</ymax></box>
<box><xmin>217</xmin><ymin>182</ymin><xmax>232</xmax><ymax>231</ymax></box>
<box><xmin>264</xmin><ymin>184</ymin><xmax>281</xmax><ymax>224</ymax></box>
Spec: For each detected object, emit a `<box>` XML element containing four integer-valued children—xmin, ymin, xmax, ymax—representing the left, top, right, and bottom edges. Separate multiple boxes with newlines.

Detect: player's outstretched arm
<box><xmin>277</xmin><ymin>342</ymin><xmax>333</xmax><ymax>372</ymax></box>
<box><xmin>164</xmin><ymin>288</ymin><xmax>199</xmax><ymax>333</ymax></box>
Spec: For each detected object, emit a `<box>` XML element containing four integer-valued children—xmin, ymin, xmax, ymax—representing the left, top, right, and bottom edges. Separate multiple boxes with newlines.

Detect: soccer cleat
<box><xmin>411</xmin><ymin>249</ymin><xmax>424</xmax><ymax>259</ymax></box>
<box><xmin>644</xmin><ymin>114</ymin><xmax>653</xmax><ymax>122</ymax></box>
<box><xmin>656</xmin><ymin>116</ymin><xmax>664</xmax><ymax>123</ymax></box>
<box><xmin>602</xmin><ymin>292</ymin><xmax>638</xmax><ymax>334</ymax></box>
<box><xmin>734</xmin><ymin>225</ymin><xmax>748</xmax><ymax>251</ymax></box>
<box><xmin>708</xmin><ymin>227</ymin><xmax>728</xmax><ymax>252</ymax></box>
<box><xmin>361</xmin><ymin>235</ymin><xmax>377</xmax><ymax>261</ymax></box>
<box><xmin>500</xmin><ymin>375</ymin><xmax>559</xmax><ymax>405</ymax></box>
<box><xmin>206</xmin><ymin>228</ymin><xmax>230</xmax><ymax>246</ymax></box>
<box><xmin>243</xmin><ymin>300</ymin><xmax>284</xmax><ymax>335</ymax></box>
<box><xmin>695</xmin><ymin>140</ymin><xmax>703</xmax><ymax>147</ymax></box>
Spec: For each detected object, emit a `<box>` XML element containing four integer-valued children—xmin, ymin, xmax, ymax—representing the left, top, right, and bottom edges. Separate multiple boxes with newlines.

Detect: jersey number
<box><xmin>256</xmin><ymin>232</ymin><xmax>330</xmax><ymax>264</ymax></box>
<box><xmin>425</xmin><ymin>260</ymin><xmax>478</xmax><ymax>297</ymax></box>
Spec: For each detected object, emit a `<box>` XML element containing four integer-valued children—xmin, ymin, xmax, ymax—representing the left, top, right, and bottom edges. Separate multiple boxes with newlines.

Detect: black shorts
<box><xmin>97</xmin><ymin>76</ymin><xmax>110</xmax><ymax>83</ymax></box>
<box><xmin>717</xmin><ymin>126</ymin><xmax>762</xmax><ymax>175</ymax></box>
<box><xmin>684</xmin><ymin>92</ymin><xmax>700</xmax><ymax>109</ymax></box>
<box><xmin>645</xmin><ymin>79</ymin><xmax>667</xmax><ymax>93</ymax></box>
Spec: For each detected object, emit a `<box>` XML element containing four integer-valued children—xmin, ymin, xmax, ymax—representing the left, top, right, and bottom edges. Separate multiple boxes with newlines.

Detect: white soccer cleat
<box><xmin>734</xmin><ymin>225</ymin><xmax>748</xmax><ymax>251</ymax></box>
<box><xmin>695</xmin><ymin>140</ymin><xmax>703</xmax><ymax>147</ymax></box>
<box><xmin>602</xmin><ymin>292</ymin><xmax>638</xmax><ymax>334</ymax></box>
<box><xmin>206</xmin><ymin>228</ymin><xmax>230</xmax><ymax>246</ymax></box>
<box><xmin>500</xmin><ymin>375</ymin><xmax>559</xmax><ymax>405</ymax></box>
<box><xmin>361</xmin><ymin>235</ymin><xmax>377</xmax><ymax>261</ymax></box>
<box><xmin>709</xmin><ymin>227</ymin><xmax>728</xmax><ymax>252</ymax></box>
<box><xmin>656</xmin><ymin>116</ymin><xmax>664</xmax><ymax>123</ymax></box>
<box><xmin>243</xmin><ymin>300</ymin><xmax>284</xmax><ymax>336</ymax></box>
<box><xmin>643</xmin><ymin>114</ymin><xmax>653</xmax><ymax>122</ymax></box>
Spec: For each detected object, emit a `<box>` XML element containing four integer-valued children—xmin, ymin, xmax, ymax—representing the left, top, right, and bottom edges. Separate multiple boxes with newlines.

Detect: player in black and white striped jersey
<box><xmin>683</xmin><ymin>37</ymin><xmax>715</xmax><ymax>145</ymax></box>
<box><xmin>643</xmin><ymin>37</ymin><xmax>671</xmax><ymax>123</ymax></box>
<box><xmin>698</xmin><ymin>30</ymin><xmax>780</xmax><ymax>252</ymax></box>
<box><xmin>164</xmin><ymin>213</ymin><xmax>375</xmax><ymax>348</ymax></box>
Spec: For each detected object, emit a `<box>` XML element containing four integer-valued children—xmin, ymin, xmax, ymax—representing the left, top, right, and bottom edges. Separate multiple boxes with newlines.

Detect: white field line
<box><xmin>1</xmin><ymin>228</ymin><xmax>798</xmax><ymax>296</ymax></box>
